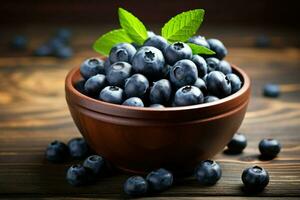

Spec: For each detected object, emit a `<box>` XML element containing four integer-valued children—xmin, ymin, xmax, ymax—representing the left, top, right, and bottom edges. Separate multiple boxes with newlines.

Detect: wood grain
<box><xmin>0</xmin><ymin>26</ymin><xmax>300</xmax><ymax>199</ymax></box>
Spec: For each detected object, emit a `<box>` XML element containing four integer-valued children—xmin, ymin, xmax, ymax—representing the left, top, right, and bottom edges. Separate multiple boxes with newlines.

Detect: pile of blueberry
<box><xmin>76</xmin><ymin>34</ymin><xmax>243</xmax><ymax>107</ymax></box>
<box><xmin>45</xmin><ymin>134</ymin><xmax>281</xmax><ymax>196</ymax></box>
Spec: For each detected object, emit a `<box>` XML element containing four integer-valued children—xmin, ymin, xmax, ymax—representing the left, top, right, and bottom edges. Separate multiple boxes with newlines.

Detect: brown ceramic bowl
<box><xmin>65</xmin><ymin>64</ymin><xmax>250</xmax><ymax>174</ymax></box>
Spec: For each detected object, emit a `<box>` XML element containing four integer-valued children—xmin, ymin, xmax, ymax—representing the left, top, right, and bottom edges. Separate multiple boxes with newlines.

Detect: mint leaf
<box><xmin>161</xmin><ymin>9</ymin><xmax>204</xmax><ymax>42</ymax></box>
<box><xmin>187</xmin><ymin>43</ymin><xmax>215</xmax><ymax>55</ymax></box>
<box><xmin>93</xmin><ymin>29</ymin><xmax>133</xmax><ymax>56</ymax></box>
<box><xmin>118</xmin><ymin>8</ymin><xmax>148</xmax><ymax>45</ymax></box>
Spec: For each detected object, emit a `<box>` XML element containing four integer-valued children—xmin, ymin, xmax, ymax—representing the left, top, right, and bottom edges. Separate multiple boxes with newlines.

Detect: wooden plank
<box><xmin>0</xmin><ymin>27</ymin><xmax>299</xmax><ymax>198</ymax></box>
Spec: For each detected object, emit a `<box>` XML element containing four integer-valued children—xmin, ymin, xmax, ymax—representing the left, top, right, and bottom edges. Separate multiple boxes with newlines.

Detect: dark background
<box><xmin>1</xmin><ymin>0</ymin><xmax>299</xmax><ymax>27</ymax></box>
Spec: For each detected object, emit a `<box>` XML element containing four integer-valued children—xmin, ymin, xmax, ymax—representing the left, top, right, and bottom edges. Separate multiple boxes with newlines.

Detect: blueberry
<box><xmin>66</xmin><ymin>164</ymin><xmax>88</xmax><ymax>186</ymax></box>
<box><xmin>143</xmin><ymin>35</ymin><xmax>169</xmax><ymax>52</ymax></box>
<box><xmin>68</xmin><ymin>138</ymin><xmax>90</xmax><ymax>159</ymax></box>
<box><xmin>164</xmin><ymin>42</ymin><xmax>192</xmax><ymax>65</ymax></box>
<box><xmin>263</xmin><ymin>84</ymin><xmax>280</xmax><ymax>98</ymax></box>
<box><xmin>259</xmin><ymin>138</ymin><xmax>281</xmax><ymax>158</ymax></box>
<box><xmin>242</xmin><ymin>166</ymin><xmax>269</xmax><ymax>191</ymax></box>
<box><xmin>207</xmin><ymin>38</ymin><xmax>228</xmax><ymax>60</ymax></box>
<box><xmin>226</xmin><ymin>133</ymin><xmax>247</xmax><ymax>154</ymax></box>
<box><xmin>47</xmin><ymin>37</ymin><xmax>66</xmax><ymax>51</ymax></box>
<box><xmin>226</xmin><ymin>73</ymin><xmax>242</xmax><ymax>94</ymax></box>
<box><xmin>146</xmin><ymin>168</ymin><xmax>173</xmax><ymax>192</ymax></box>
<box><xmin>218</xmin><ymin>60</ymin><xmax>232</xmax><ymax>74</ymax></box>
<box><xmin>99</xmin><ymin>86</ymin><xmax>124</xmax><ymax>104</ymax></box>
<box><xmin>206</xmin><ymin>57</ymin><xmax>220</xmax><ymax>73</ymax></box>
<box><xmin>195</xmin><ymin>160</ymin><xmax>222</xmax><ymax>185</ymax></box>
<box><xmin>132</xmin><ymin>46</ymin><xmax>166</xmax><ymax>79</ymax></box>
<box><xmin>206</xmin><ymin>71</ymin><xmax>231</xmax><ymax>98</ymax></box>
<box><xmin>124</xmin><ymin>74</ymin><xmax>149</xmax><ymax>98</ymax></box>
<box><xmin>104</xmin><ymin>59</ymin><xmax>111</xmax><ymax>74</ymax></box>
<box><xmin>150</xmin><ymin>79</ymin><xmax>172</xmax><ymax>105</ymax></box>
<box><xmin>147</xmin><ymin>31</ymin><xmax>156</xmax><ymax>37</ymax></box>
<box><xmin>255</xmin><ymin>35</ymin><xmax>271</xmax><ymax>48</ymax></box>
<box><xmin>34</xmin><ymin>45</ymin><xmax>52</xmax><ymax>57</ymax></box>
<box><xmin>174</xmin><ymin>85</ymin><xmax>204</xmax><ymax>107</ymax></box>
<box><xmin>109</xmin><ymin>43</ymin><xmax>136</xmax><ymax>64</ymax></box>
<box><xmin>74</xmin><ymin>80</ymin><xmax>86</xmax><ymax>94</ymax></box>
<box><xmin>54</xmin><ymin>46</ymin><xmax>73</xmax><ymax>59</ymax></box>
<box><xmin>187</xmin><ymin>35</ymin><xmax>210</xmax><ymax>49</ymax></box>
<box><xmin>11</xmin><ymin>35</ymin><xmax>27</xmax><ymax>50</ymax></box>
<box><xmin>124</xmin><ymin>176</ymin><xmax>148</xmax><ymax>196</ymax></box>
<box><xmin>84</xmin><ymin>74</ymin><xmax>106</xmax><ymax>96</ymax></box>
<box><xmin>80</xmin><ymin>58</ymin><xmax>105</xmax><ymax>80</ymax></box>
<box><xmin>169</xmin><ymin>59</ymin><xmax>198</xmax><ymax>88</ymax></box>
<box><xmin>204</xmin><ymin>95</ymin><xmax>219</xmax><ymax>103</ymax></box>
<box><xmin>106</xmin><ymin>62</ymin><xmax>132</xmax><ymax>87</ymax></box>
<box><xmin>191</xmin><ymin>55</ymin><xmax>207</xmax><ymax>78</ymax></box>
<box><xmin>45</xmin><ymin>140</ymin><xmax>69</xmax><ymax>163</ymax></box>
<box><xmin>194</xmin><ymin>78</ymin><xmax>207</xmax><ymax>95</ymax></box>
<box><xmin>123</xmin><ymin>97</ymin><xmax>144</xmax><ymax>107</ymax></box>
<box><xmin>83</xmin><ymin>155</ymin><xmax>105</xmax><ymax>176</ymax></box>
<box><xmin>149</xmin><ymin>104</ymin><xmax>165</xmax><ymax>108</ymax></box>
<box><xmin>55</xmin><ymin>28</ymin><xmax>72</xmax><ymax>43</ymax></box>
<box><xmin>203</xmin><ymin>74</ymin><xmax>208</xmax><ymax>83</ymax></box>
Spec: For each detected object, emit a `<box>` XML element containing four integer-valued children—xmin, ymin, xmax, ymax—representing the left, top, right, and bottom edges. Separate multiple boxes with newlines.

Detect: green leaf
<box><xmin>93</xmin><ymin>29</ymin><xmax>133</xmax><ymax>56</ymax></box>
<box><xmin>161</xmin><ymin>9</ymin><xmax>205</xmax><ymax>42</ymax></box>
<box><xmin>187</xmin><ymin>43</ymin><xmax>215</xmax><ymax>55</ymax></box>
<box><xmin>118</xmin><ymin>7</ymin><xmax>148</xmax><ymax>45</ymax></box>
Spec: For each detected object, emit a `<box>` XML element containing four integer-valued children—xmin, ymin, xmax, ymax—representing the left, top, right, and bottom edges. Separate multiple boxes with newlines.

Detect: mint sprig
<box><xmin>187</xmin><ymin>43</ymin><xmax>215</xmax><ymax>55</ymax></box>
<box><xmin>93</xmin><ymin>29</ymin><xmax>133</xmax><ymax>56</ymax></box>
<box><xmin>118</xmin><ymin>8</ymin><xmax>148</xmax><ymax>45</ymax></box>
<box><xmin>161</xmin><ymin>9</ymin><xmax>204</xmax><ymax>42</ymax></box>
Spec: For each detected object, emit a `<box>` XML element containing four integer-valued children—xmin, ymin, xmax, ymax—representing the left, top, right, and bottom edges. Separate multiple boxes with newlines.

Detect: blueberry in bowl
<box><xmin>65</xmin><ymin>7</ymin><xmax>251</xmax><ymax>174</ymax></box>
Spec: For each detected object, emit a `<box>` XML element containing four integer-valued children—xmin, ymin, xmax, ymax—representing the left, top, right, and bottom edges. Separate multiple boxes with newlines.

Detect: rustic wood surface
<box><xmin>0</xmin><ymin>26</ymin><xmax>299</xmax><ymax>199</ymax></box>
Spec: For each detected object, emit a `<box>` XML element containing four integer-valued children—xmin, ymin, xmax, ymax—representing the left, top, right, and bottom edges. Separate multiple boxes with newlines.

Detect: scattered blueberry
<box><xmin>68</xmin><ymin>138</ymin><xmax>90</xmax><ymax>159</ymax></box>
<box><xmin>191</xmin><ymin>55</ymin><xmax>207</xmax><ymax>78</ymax></box>
<box><xmin>34</xmin><ymin>45</ymin><xmax>52</xmax><ymax>57</ymax></box>
<box><xmin>53</xmin><ymin>46</ymin><xmax>73</xmax><ymax>59</ymax></box>
<box><xmin>194</xmin><ymin>78</ymin><xmax>207</xmax><ymax>95</ymax></box>
<box><xmin>124</xmin><ymin>74</ymin><xmax>149</xmax><ymax>98</ymax></box>
<box><xmin>255</xmin><ymin>35</ymin><xmax>271</xmax><ymax>48</ymax></box>
<box><xmin>263</xmin><ymin>84</ymin><xmax>280</xmax><ymax>98</ymax></box>
<box><xmin>206</xmin><ymin>71</ymin><xmax>231</xmax><ymax>98</ymax></box>
<box><xmin>207</xmin><ymin>38</ymin><xmax>227</xmax><ymax>60</ymax></box>
<box><xmin>218</xmin><ymin>60</ymin><xmax>232</xmax><ymax>74</ymax></box>
<box><xmin>146</xmin><ymin>168</ymin><xmax>173</xmax><ymax>192</ymax></box>
<box><xmin>169</xmin><ymin>59</ymin><xmax>198</xmax><ymax>88</ymax></box>
<box><xmin>84</xmin><ymin>74</ymin><xmax>106</xmax><ymax>96</ymax></box>
<box><xmin>149</xmin><ymin>104</ymin><xmax>165</xmax><ymax>108</ymax></box>
<box><xmin>226</xmin><ymin>73</ymin><xmax>242</xmax><ymax>94</ymax></box>
<box><xmin>123</xmin><ymin>97</ymin><xmax>144</xmax><ymax>107</ymax></box>
<box><xmin>83</xmin><ymin>155</ymin><xmax>105</xmax><ymax>176</ymax></box>
<box><xmin>55</xmin><ymin>28</ymin><xmax>72</xmax><ymax>43</ymax></box>
<box><xmin>109</xmin><ymin>43</ymin><xmax>136</xmax><ymax>64</ymax></box>
<box><xmin>188</xmin><ymin>35</ymin><xmax>210</xmax><ymax>49</ymax></box>
<box><xmin>195</xmin><ymin>160</ymin><xmax>222</xmax><ymax>185</ymax></box>
<box><xmin>99</xmin><ymin>86</ymin><xmax>124</xmax><ymax>104</ymax></box>
<box><xmin>226</xmin><ymin>133</ymin><xmax>247</xmax><ymax>154</ymax></box>
<box><xmin>174</xmin><ymin>85</ymin><xmax>204</xmax><ymax>106</ymax></box>
<box><xmin>149</xmin><ymin>79</ymin><xmax>172</xmax><ymax>104</ymax></box>
<box><xmin>206</xmin><ymin>57</ymin><xmax>220</xmax><ymax>73</ymax></box>
<box><xmin>124</xmin><ymin>176</ymin><xmax>148</xmax><ymax>196</ymax></box>
<box><xmin>204</xmin><ymin>95</ymin><xmax>219</xmax><ymax>103</ymax></box>
<box><xmin>143</xmin><ymin>35</ymin><xmax>169</xmax><ymax>52</ymax></box>
<box><xmin>66</xmin><ymin>164</ymin><xmax>88</xmax><ymax>186</ymax></box>
<box><xmin>242</xmin><ymin>166</ymin><xmax>269</xmax><ymax>192</ymax></box>
<box><xmin>45</xmin><ymin>140</ymin><xmax>69</xmax><ymax>163</ymax></box>
<box><xmin>164</xmin><ymin>42</ymin><xmax>192</xmax><ymax>65</ymax></box>
<box><xmin>80</xmin><ymin>58</ymin><xmax>105</xmax><ymax>80</ymax></box>
<box><xmin>47</xmin><ymin>37</ymin><xmax>66</xmax><ymax>51</ymax></box>
<box><xmin>11</xmin><ymin>35</ymin><xmax>27</xmax><ymax>50</ymax></box>
<box><xmin>259</xmin><ymin>138</ymin><xmax>281</xmax><ymax>158</ymax></box>
<box><xmin>132</xmin><ymin>46</ymin><xmax>166</xmax><ymax>79</ymax></box>
<box><xmin>106</xmin><ymin>61</ymin><xmax>132</xmax><ymax>87</ymax></box>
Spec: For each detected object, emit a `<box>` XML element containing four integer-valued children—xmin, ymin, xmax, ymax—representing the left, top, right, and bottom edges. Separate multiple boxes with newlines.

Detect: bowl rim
<box><xmin>65</xmin><ymin>64</ymin><xmax>250</xmax><ymax>119</ymax></box>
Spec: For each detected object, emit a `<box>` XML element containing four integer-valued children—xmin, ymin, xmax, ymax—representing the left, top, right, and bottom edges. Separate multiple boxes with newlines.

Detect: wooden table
<box><xmin>0</xmin><ymin>26</ymin><xmax>299</xmax><ymax>199</ymax></box>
